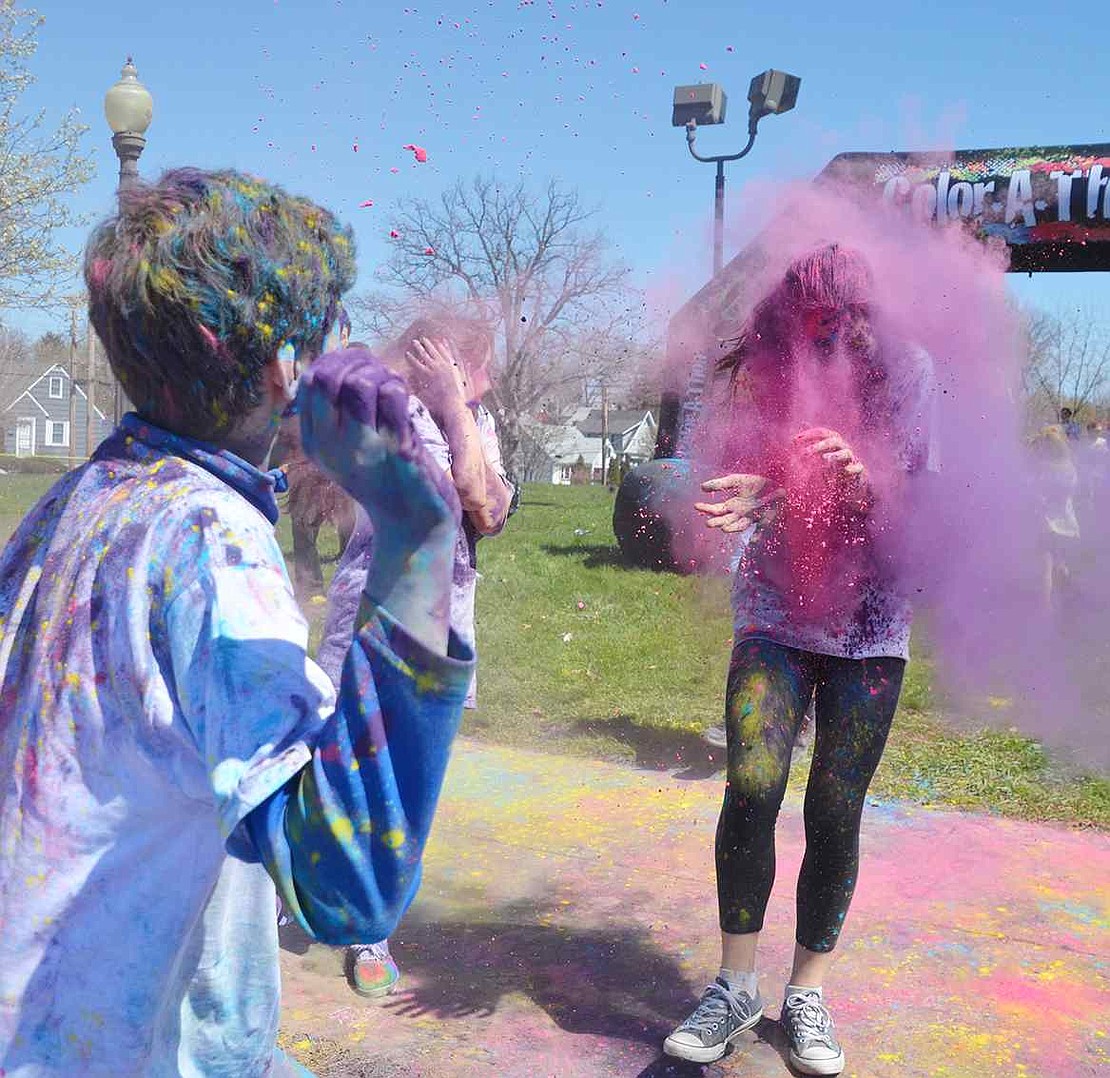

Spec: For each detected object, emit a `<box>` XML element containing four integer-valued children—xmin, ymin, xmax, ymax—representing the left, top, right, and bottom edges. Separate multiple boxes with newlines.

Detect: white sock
<box><xmin>719</xmin><ymin>967</ymin><xmax>759</xmax><ymax>996</ymax></box>
<box><xmin>785</xmin><ymin>982</ymin><xmax>823</xmax><ymax>1001</ymax></box>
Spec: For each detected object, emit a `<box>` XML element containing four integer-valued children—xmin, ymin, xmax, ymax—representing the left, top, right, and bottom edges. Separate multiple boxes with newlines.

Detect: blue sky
<box><xmin>9</xmin><ymin>0</ymin><xmax>1109</xmax><ymax>338</ymax></box>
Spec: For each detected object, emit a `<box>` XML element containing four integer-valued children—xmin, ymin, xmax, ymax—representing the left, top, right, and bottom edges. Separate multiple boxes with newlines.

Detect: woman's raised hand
<box><xmin>794</xmin><ymin>427</ymin><xmax>867</xmax><ymax>485</ymax></box>
<box><xmin>695</xmin><ymin>473</ymin><xmax>786</xmax><ymax>533</ymax></box>
<box><xmin>405</xmin><ymin>337</ymin><xmax>471</xmax><ymax>419</ymax></box>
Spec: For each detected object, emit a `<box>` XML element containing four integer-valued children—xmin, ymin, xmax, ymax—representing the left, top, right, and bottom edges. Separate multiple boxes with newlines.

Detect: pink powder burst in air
<box><xmin>422</xmin><ymin>246</ymin><xmax>435</xmax><ymax>256</ymax></box>
<box><xmin>699</xmin><ymin>62</ymin><xmax>708</xmax><ymax>70</ymax></box>
<box><xmin>651</xmin><ymin>175</ymin><xmax>1110</xmax><ymax>770</ymax></box>
<box><xmin>389</xmin><ymin>229</ymin><xmax>400</xmax><ymax>238</ymax></box>
<box><xmin>359</xmin><ymin>200</ymin><xmax>374</xmax><ymax>208</ymax></box>
<box><xmin>402</xmin><ymin>143</ymin><xmax>428</xmax><ymax>163</ymax></box>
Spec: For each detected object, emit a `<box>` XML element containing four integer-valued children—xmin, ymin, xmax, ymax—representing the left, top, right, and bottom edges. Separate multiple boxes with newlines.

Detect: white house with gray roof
<box><xmin>2</xmin><ymin>364</ymin><xmax>114</xmax><ymax>459</ymax></box>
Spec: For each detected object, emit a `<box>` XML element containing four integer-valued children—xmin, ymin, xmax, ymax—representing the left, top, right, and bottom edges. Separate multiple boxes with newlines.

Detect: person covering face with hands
<box><xmin>318</xmin><ymin>318</ymin><xmax>514</xmax><ymax>999</ymax></box>
<box><xmin>664</xmin><ymin>245</ymin><xmax>937</xmax><ymax>1075</ymax></box>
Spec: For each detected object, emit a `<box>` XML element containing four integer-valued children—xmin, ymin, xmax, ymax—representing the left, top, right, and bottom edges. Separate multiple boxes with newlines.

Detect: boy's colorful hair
<box><xmin>84</xmin><ymin>167</ymin><xmax>357</xmax><ymax>439</ymax></box>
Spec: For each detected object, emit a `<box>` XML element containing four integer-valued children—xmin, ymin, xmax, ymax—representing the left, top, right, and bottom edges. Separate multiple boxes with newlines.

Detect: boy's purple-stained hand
<box><xmin>299</xmin><ymin>348</ymin><xmax>460</xmax><ymax>654</ymax></box>
<box><xmin>298</xmin><ymin>347</ymin><xmax>461</xmax><ymax>550</ymax></box>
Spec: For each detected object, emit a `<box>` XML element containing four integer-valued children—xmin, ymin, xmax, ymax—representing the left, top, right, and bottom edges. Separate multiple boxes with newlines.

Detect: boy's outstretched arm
<box><xmin>244</xmin><ymin>350</ymin><xmax>473</xmax><ymax>944</ymax></box>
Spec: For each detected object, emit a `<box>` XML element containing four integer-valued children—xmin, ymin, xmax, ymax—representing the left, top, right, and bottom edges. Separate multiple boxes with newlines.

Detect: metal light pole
<box><xmin>68</xmin><ymin>308</ymin><xmax>78</xmax><ymax>466</ymax></box>
<box><xmin>86</xmin><ymin>328</ymin><xmax>97</xmax><ymax>456</ymax></box>
<box><xmin>103</xmin><ymin>58</ymin><xmax>154</xmax><ymax>422</ymax></box>
<box><xmin>672</xmin><ymin>70</ymin><xmax>801</xmax><ymax>277</ymax></box>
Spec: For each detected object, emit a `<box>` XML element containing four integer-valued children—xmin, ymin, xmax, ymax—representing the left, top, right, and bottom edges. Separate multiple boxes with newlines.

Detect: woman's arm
<box><xmin>465</xmin><ymin>405</ymin><xmax>513</xmax><ymax>535</ymax></box>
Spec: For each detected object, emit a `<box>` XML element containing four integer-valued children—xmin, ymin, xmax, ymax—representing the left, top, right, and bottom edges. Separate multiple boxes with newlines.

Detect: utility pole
<box><xmin>600</xmin><ymin>384</ymin><xmax>609</xmax><ymax>487</ymax></box>
<box><xmin>68</xmin><ymin>308</ymin><xmax>78</xmax><ymax>466</ymax></box>
<box><xmin>86</xmin><ymin>324</ymin><xmax>97</xmax><ymax>456</ymax></box>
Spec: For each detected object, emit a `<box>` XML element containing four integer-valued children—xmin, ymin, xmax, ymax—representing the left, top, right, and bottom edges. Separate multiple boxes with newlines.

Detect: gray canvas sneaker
<box><xmin>663</xmin><ymin>978</ymin><xmax>764</xmax><ymax>1063</ymax></box>
<box><xmin>780</xmin><ymin>989</ymin><xmax>845</xmax><ymax>1075</ymax></box>
<box><xmin>703</xmin><ymin>699</ymin><xmax>815</xmax><ymax>753</ymax></box>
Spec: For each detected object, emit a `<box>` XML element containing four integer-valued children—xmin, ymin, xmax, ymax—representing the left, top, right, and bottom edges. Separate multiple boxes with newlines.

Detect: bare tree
<box><xmin>372</xmin><ymin>176</ymin><xmax>638</xmax><ymax>470</ymax></box>
<box><xmin>344</xmin><ymin>289</ymin><xmax>409</xmax><ymax>346</ymax></box>
<box><xmin>1023</xmin><ymin>308</ymin><xmax>1110</xmax><ymax>421</ymax></box>
<box><xmin>0</xmin><ymin>322</ymin><xmax>30</xmax><ymax>406</ymax></box>
<box><xmin>0</xmin><ymin>3</ymin><xmax>94</xmax><ymax>310</ymax></box>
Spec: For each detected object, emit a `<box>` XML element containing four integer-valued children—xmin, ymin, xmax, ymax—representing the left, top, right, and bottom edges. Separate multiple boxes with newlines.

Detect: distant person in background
<box><xmin>275</xmin><ymin>308</ymin><xmax>357</xmax><ymax>596</ymax></box>
<box><xmin>1060</xmin><ymin>406</ymin><xmax>1081</xmax><ymax>441</ymax></box>
<box><xmin>1031</xmin><ymin>424</ymin><xmax>1080</xmax><ymax>611</ymax></box>
<box><xmin>318</xmin><ymin>316</ymin><xmax>514</xmax><ymax>999</ymax></box>
<box><xmin>1075</xmin><ymin>422</ymin><xmax>1108</xmax><ymax>530</ymax></box>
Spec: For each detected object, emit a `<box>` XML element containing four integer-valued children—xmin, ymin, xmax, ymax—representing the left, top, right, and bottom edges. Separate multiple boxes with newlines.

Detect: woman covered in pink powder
<box><xmin>663</xmin><ymin>245</ymin><xmax>937</xmax><ymax>1074</ymax></box>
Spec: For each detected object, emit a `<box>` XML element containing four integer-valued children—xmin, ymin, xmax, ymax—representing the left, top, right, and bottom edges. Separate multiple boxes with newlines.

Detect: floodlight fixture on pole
<box><xmin>104</xmin><ymin>57</ymin><xmax>153</xmax><ymax>193</ymax></box>
<box><xmin>672</xmin><ymin>70</ymin><xmax>801</xmax><ymax>276</ymax></box>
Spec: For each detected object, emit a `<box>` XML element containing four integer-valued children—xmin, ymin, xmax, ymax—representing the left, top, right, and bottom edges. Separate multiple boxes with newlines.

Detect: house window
<box><xmin>48</xmin><ymin>375</ymin><xmax>65</xmax><ymax>399</ymax></box>
<box><xmin>45</xmin><ymin>421</ymin><xmax>69</xmax><ymax>447</ymax></box>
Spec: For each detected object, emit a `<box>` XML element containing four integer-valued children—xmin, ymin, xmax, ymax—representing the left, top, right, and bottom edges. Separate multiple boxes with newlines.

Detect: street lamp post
<box><xmin>614</xmin><ymin>72</ymin><xmax>801</xmax><ymax>566</ymax></box>
<box><xmin>103</xmin><ymin>58</ymin><xmax>153</xmax><ymax>422</ymax></box>
<box><xmin>104</xmin><ymin>58</ymin><xmax>153</xmax><ymax>193</ymax></box>
<box><xmin>672</xmin><ymin>69</ymin><xmax>801</xmax><ymax>276</ymax></box>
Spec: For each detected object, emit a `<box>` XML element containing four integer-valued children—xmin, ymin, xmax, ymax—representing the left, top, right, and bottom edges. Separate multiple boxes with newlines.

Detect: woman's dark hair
<box><xmin>716</xmin><ymin>244</ymin><xmax>874</xmax><ymax>383</ymax></box>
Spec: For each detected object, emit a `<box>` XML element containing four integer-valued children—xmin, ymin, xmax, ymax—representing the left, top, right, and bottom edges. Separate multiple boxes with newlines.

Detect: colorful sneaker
<box><xmin>707</xmin><ymin>697</ymin><xmax>815</xmax><ymax>753</ymax></box>
<box><xmin>345</xmin><ymin>942</ymin><xmax>401</xmax><ymax>998</ymax></box>
<box><xmin>702</xmin><ymin>723</ymin><xmax>728</xmax><ymax>749</ymax></box>
<box><xmin>781</xmin><ymin>989</ymin><xmax>845</xmax><ymax>1075</ymax></box>
<box><xmin>663</xmin><ymin>978</ymin><xmax>763</xmax><ymax>1063</ymax></box>
<box><xmin>793</xmin><ymin>698</ymin><xmax>816</xmax><ymax>757</ymax></box>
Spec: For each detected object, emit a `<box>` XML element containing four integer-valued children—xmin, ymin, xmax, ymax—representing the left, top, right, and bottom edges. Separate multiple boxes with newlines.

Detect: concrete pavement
<box><xmin>279</xmin><ymin>739</ymin><xmax>1109</xmax><ymax>1078</ymax></box>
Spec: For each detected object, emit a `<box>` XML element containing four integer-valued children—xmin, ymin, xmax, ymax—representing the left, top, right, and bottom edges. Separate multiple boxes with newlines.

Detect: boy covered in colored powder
<box><xmin>0</xmin><ymin>168</ymin><xmax>472</xmax><ymax>1076</ymax></box>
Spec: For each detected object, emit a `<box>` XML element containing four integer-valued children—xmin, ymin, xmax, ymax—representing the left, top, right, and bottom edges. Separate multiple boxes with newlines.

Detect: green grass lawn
<box><xmin>3</xmin><ymin>472</ymin><xmax>1107</xmax><ymax>828</ymax></box>
<box><xmin>468</xmin><ymin>485</ymin><xmax>1109</xmax><ymax>828</ymax></box>
<box><xmin>0</xmin><ymin>474</ymin><xmax>57</xmax><ymax>547</ymax></box>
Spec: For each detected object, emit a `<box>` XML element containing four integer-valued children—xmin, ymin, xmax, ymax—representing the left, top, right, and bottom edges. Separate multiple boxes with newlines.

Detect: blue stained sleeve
<box><xmin>246</xmin><ymin>607</ymin><xmax>473</xmax><ymax>945</ymax></box>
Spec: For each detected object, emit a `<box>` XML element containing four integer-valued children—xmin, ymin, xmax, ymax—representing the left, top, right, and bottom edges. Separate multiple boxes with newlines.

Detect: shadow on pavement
<box><xmin>278</xmin><ymin>908</ymin><xmax>733</xmax><ymax>1073</ymax></box>
<box><xmin>574</xmin><ymin>714</ymin><xmax>725</xmax><ymax>780</ymax></box>
<box><xmin>385</xmin><ymin>908</ymin><xmax>685</xmax><ymax>1047</ymax></box>
<box><xmin>280</xmin><ymin>892</ymin><xmax>746</xmax><ymax>1069</ymax></box>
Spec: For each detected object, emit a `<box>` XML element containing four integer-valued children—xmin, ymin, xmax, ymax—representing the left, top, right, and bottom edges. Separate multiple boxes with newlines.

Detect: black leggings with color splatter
<box><xmin>716</xmin><ymin>638</ymin><xmax>904</xmax><ymax>952</ymax></box>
